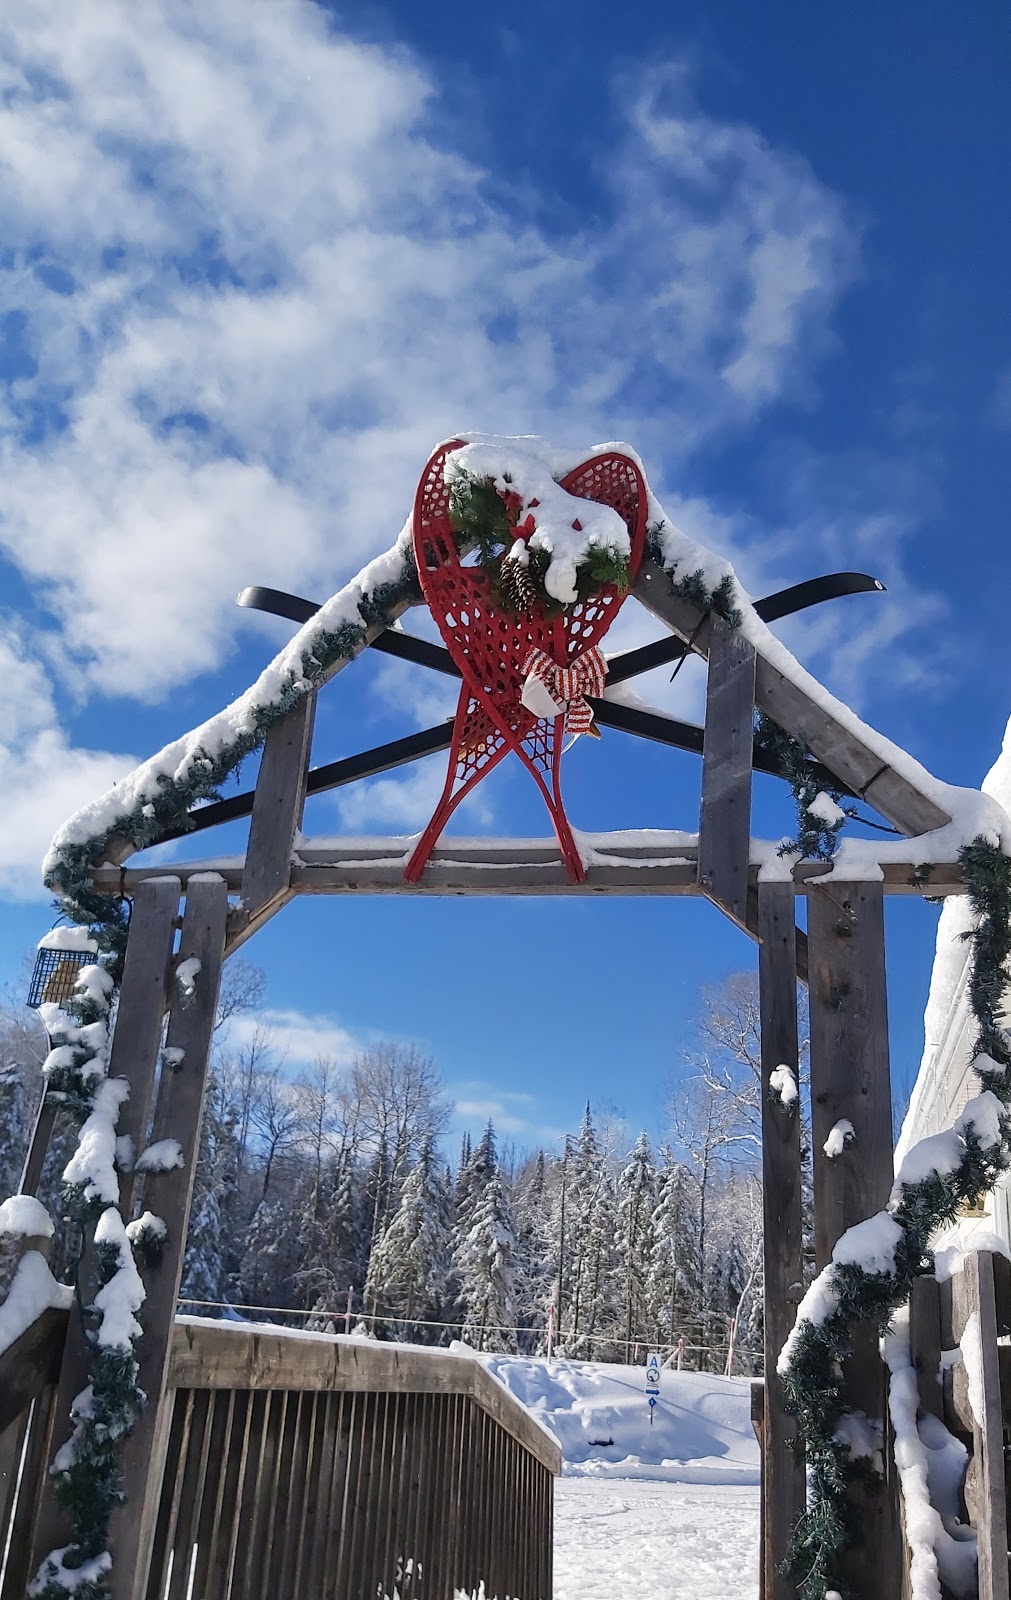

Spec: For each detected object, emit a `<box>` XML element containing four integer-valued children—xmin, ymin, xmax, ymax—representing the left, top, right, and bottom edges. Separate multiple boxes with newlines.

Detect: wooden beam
<box><xmin>240</xmin><ymin>694</ymin><xmax>316</xmax><ymax>924</ymax></box>
<box><xmin>807</xmin><ymin>879</ymin><xmax>901</xmax><ymax>1598</ymax></box>
<box><xmin>633</xmin><ymin>559</ymin><xmax>950</xmax><ymax>837</ymax></box>
<box><xmin>808</xmin><ymin>882</ymin><xmax>894</xmax><ymax>1266</ymax></box>
<box><xmin>757</xmin><ymin>883</ymin><xmax>805</xmax><ymax>1600</ymax></box>
<box><xmin>87</xmin><ymin>848</ymin><xmax>968</xmax><ymax>901</ymax></box>
<box><xmin>698</xmin><ymin>617</ymin><xmax>757</xmax><ymax>928</ymax></box>
<box><xmin>112</xmin><ymin>876</ymin><xmax>183</xmax><ymax>1219</ymax></box>
<box><xmin>108</xmin><ymin>875</ymin><xmax>229</xmax><ymax>1600</ymax></box>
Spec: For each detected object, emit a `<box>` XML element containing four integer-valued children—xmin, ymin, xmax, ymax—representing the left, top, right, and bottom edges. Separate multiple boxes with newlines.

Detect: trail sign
<box><xmin>645</xmin><ymin>1353</ymin><xmax>661</xmax><ymax>1389</ymax></box>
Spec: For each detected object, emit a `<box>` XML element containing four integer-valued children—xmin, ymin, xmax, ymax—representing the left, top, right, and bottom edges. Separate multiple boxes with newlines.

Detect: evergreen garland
<box><xmin>447</xmin><ymin>468</ymin><xmax>631</xmax><ymax>614</ymax></box>
<box><xmin>754</xmin><ymin>712</ymin><xmax>856</xmax><ymax>860</ymax></box>
<box><xmin>644</xmin><ymin>521</ymin><xmax>742</xmax><ymax>628</ymax></box>
<box><xmin>779</xmin><ymin>835</ymin><xmax>1011</xmax><ymax>1598</ymax></box>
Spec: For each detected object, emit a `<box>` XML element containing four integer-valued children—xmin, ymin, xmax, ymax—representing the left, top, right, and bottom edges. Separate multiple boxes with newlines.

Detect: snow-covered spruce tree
<box><xmin>564</xmin><ymin>1107</ymin><xmax>620</xmax><ymax>1359</ymax></box>
<box><xmin>455</xmin><ymin>1119</ymin><xmax>497</xmax><ymax>1232</ymax></box>
<box><xmin>364</xmin><ymin>1134</ymin><xmax>454</xmax><ymax>1341</ymax></box>
<box><xmin>616</xmin><ymin>1132</ymin><xmax>658</xmax><ymax>1353</ymax></box>
<box><xmin>646</xmin><ymin>1149</ymin><xmax>702</xmax><ymax>1357</ymax></box>
<box><xmin>512</xmin><ymin>1150</ymin><xmax>554</xmax><ymax>1353</ymax></box>
<box><xmin>456</xmin><ymin>1167</ymin><xmax>518</xmax><ymax>1353</ymax></box>
<box><xmin>237</xmin><ymin>1193</ymin><xmax>301</xmax><ymax>1314</ymax></box>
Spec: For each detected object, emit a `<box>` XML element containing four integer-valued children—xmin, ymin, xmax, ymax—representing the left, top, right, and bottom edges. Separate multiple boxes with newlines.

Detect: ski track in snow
<box><xmin>554</xmin><ymin>1479</ymin><xmax>760</xmax><ymax>1598</ymax></box>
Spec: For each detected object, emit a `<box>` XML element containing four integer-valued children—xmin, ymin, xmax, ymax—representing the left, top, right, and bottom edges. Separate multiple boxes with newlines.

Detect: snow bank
<box><xmin>480</xmin><ymin>1355</ymin><xmax>760</xmax><ymax>1485</ymax></box>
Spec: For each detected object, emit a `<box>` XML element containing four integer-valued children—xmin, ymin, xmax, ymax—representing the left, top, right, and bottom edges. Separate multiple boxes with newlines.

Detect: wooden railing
<box><xmin>0</xmin><ymin>1312</ymin><xmax>560</xmax><ymax>1600</ymax></box>
<box><xmin>0</xmin><ymin>1306</ymin><xmax>66</xmax><ymax>1600</ymax></box>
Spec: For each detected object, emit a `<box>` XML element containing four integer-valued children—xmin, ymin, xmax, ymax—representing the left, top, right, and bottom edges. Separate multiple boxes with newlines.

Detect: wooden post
<box><xmin>29</xmin><ymin>876</ymin><xmax>180</xmax><ymax>1582</ymax></box>
<box><xmin>757</xmin><ymin>881</ymin><xmax>805</xmax><ymax>1600</ymax></box>
<box><xmin>698</xmin><ymin>617</ymin><xmax>756</xmax><ymax>930</ymax></box>
<box><xmin>950</xmin><ymin>1252</ymin><xmax>1010</xmax><ymax>1600</ymax></box>
<box><xmin>107</xmin><ymin>874</ymin><xmax>229</xmax><ymax>1600</ymax></box>
<box><xmin>112</xmin><ymin>876</ymin><xmax>184</xmax><ymax>1219</ymax></box>
<box><xmin>807</xmin><ymin>879</ymin><xmax>900</xmax><ymax>1598</ymax></box>
<box><xmin>235</xmin><ymin>694</ymin><xmax>316</xmax><ymax>949</ymax></box>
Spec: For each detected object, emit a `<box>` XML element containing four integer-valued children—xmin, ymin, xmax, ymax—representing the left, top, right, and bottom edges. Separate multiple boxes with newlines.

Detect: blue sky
<box><xmin>1</xmin><ymin>2</ymin><xmax>1009</xmax><ymax>1150</ymax></box>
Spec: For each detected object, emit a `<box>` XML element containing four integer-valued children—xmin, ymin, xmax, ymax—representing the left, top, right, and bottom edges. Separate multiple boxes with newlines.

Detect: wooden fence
<box><xmin>0</xmin><ymin>1314</ymin><xmax>560</xmax><ymax>1600</ymax></box>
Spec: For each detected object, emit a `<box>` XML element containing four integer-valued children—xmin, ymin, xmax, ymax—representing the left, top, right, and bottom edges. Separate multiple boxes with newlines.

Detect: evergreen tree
<box><xmin>565</xmin><ymin>1107</ymin><xmax>619</xmax><ymax>1359</ymax></box>
<box><xmin>616</xmin><ymin>1132</ymin><xmax>657</xmax><ymax>1353</ymax></box>
<box><xmin>646</xmin><ymin>1150</ymin><xmax>701</xmax><ymax>1356</ymax></box>
<box><xmin>365</xmin><ymin>1134</ymin><xmax>454</xmax><ymax>1340</ymax></box>
<box><xmin>456</xmin><ymin>1168</ymin><xmax>517</xmax><ymax>1352</ymax></box>
<box><xmin>512</xmin><ymin>1150</ymin><xmax>553</xmax><ymax>1352</ymax></box>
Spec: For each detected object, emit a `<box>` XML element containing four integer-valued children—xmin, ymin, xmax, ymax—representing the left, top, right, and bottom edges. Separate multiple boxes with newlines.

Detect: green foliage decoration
<box><xmin>447</xmin><ymin>468</ymin><xmax>631</xmax><ymax>614</ymax></box>
<box><xmin>779</xmin><ymin>836</ymin><xmax>1011</xmax><ymax>1598</ymax></box>
<box><xmin>644</xmin><ymin>520</ymin><xmax>742</xmax><ymax>628</ymax></box>
<box><xmin>754</xmin><ymin>711</ymin><xmax>857</xmax><ymax>860</ymax></box>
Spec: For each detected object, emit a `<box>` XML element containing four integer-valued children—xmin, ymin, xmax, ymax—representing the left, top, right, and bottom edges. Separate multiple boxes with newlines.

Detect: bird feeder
<box><xmin>27</xmin><ymin>926</ymin><xmax>99</xmax><ymax>1009</ymax></box>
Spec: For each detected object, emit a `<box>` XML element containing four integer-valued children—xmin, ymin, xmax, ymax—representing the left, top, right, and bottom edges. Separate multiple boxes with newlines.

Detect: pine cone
<box><xmin>501</xmin><ymin>555</ymin><xmax>537</xmax><ymax>614</ymax></box>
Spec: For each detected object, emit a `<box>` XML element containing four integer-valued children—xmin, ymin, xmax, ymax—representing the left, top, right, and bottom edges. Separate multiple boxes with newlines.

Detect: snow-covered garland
<box><xmin>777</xmin><ymin>837</ymin><xmax>1011</xmax><ymax>1600</ymax></box>
<box><xmin>754</xmin><ymin>712</ymin><xmax>856</xmax><ymax>861</ymax></box>
<box><xmin>28</xmin><ymin>958</ymin><xmax>149</xmax><ymax>1600</ymax></box>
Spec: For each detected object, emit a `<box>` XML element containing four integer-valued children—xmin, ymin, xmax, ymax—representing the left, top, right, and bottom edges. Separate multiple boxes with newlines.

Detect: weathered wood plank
<box><xmin>807</xmin><ymin>878</ymin><xmax>900</xmax><ymax>1599</ymax></box>
<box><xmin>112</xmin><ymin>875</ymin><xmax>183</xmax><ymax>1218</ymax></box>
<box><xmin>240</xmin><ymin>693</ymin><xmax>316</xmax><ymax>924</ymax></box>
<box><xmin>909</xmin><ymin>1275</ymin><xmax>943</xmax><ymax>1422</ymax></box>
<box><xmin>88</xmin><ymin>851</ymin><xmax>969</xmax><ymax>898</ymax></box>
<box><xmin>633</xmin><ymin>558</ymin><xmax>950</xmax><ymax>836</ymax></box>
<box><xmin>698</xmin><ymin>617</ymin><xmax>757</xmax><ymax>929</ymax></box>
<box><xmin>808</xmin><ymin>881</ymin><xmax>894</xmax><ymax>1267</ymax></box>
<box><xmin>757</xmin><ymin>882</ymin><xmax>805</xmax><ymax>1600</ymax></box>
<box><xmin>108</xmin><ymin>874</ymin><xmax>229</xmax><ymax>1600</ymax></box>
<box><xmin>0</xmin><ymin>1303</ymin><xmax>67</xmax><ymax>1434</ymax></box>
<box><xmin>951</xmin><ymin>1252</ymin><xmax>1010</xmax><ymax>1600</ymax></box>
<box><xmin>167</xmin><ymin>1320</ymin><xmax>562</xmax><ymax>1473</ymax></box>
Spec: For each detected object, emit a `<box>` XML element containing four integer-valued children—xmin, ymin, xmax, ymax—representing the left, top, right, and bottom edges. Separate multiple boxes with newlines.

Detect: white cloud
<box><xmin>450</xmin><ymin>1082</ymin><xmax>565</xmax><ymax>1142</ymax></box>
<box><xmin>227</xmin><ymin>1006</ymin><xmax>362</xmax><ymax>1069</ymax></box>
<box><xmin>335</xmin><ymin>755</ymin><xmax>494</xmax><ymax>834</ymax></box>
<box><xmin>0</xmin><ymin>6</ymin><xmax>857</xmax><ymax>706</ymax></box>
<box><xmin>0</xmin><ymin>627</ymin><xmax>135</xmax><ymax>899</ymax></box>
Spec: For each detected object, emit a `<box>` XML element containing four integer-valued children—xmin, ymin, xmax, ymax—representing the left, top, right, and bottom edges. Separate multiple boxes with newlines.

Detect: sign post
<box><xmin>645</xmin><ymin>1350</ymin><xmax>661</xmax><ymax>1425</ymax></box>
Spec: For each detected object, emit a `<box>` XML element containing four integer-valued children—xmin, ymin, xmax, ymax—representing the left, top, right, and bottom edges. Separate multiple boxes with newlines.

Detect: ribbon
<box><xmin>521</xmin><ymin>645</ymin><xmax>606</xmax><ymax>736</ymax></box>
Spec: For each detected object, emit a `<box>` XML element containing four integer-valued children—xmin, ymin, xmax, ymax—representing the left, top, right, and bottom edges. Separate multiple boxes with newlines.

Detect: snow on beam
<box><xmin>633</xmin><ymin>561</ymin><xmax>951</xmax><ymax>838</ymax></box>
<box><xmin>86</xmin><ymin>848</ymin><xmax>968</xmax><ymax>897</ymax></box>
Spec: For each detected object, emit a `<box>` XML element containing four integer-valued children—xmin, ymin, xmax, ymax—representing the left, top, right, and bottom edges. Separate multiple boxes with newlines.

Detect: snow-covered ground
<box><xmin>554</xmin><ymin>1479</ymin><xmax>760</xmax><ymax>1599</ymax></box>
<box><xmin>482</xmin><ymin>1355</ymin><xmax>761</xmax><ymax>1597</ymax></box>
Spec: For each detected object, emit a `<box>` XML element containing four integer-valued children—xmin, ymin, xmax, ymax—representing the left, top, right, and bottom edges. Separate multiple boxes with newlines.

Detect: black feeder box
<box><xmin>28</xmin><ymin>931</ymin><xmax>99</xmax><ymax>1010</ymax></box>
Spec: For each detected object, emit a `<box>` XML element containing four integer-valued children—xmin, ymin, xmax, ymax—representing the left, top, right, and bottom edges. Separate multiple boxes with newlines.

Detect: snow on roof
<box><xmin>43</xmin><ymin>436</ymin><xmax>1011</xmax><ymax>888</ymax></box>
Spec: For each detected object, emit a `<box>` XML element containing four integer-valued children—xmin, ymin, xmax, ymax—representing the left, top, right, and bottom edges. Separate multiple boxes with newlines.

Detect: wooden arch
<box><xmin>21</xmin><ymin>547</ymin><xmax>968</xmax><ymax>1600</ymax></box>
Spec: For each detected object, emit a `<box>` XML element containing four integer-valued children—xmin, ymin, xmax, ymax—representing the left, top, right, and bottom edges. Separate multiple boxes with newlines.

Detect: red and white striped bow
<box><xmin>520</xmin><ymin>645</ymin><xmax>607</xmax><ymax>737</ymax></box>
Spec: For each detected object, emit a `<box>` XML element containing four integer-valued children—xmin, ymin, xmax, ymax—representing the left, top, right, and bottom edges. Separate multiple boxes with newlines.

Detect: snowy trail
<box><xmin>554</xmin><ymin>1479</ymin><xmax>760</xmax><ymax>1599</ymax></box>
